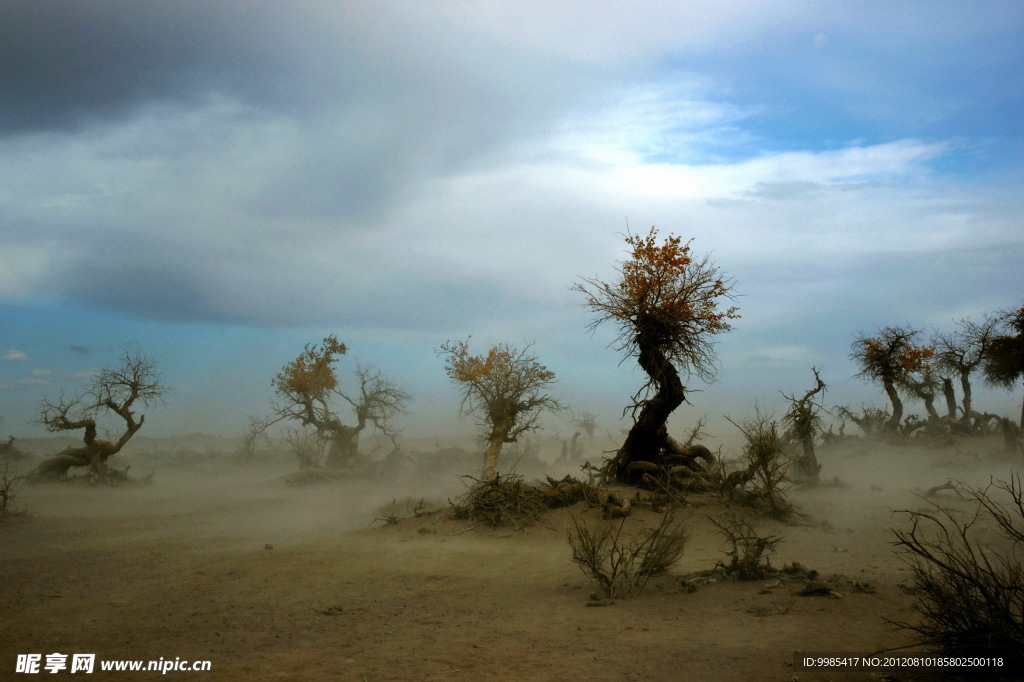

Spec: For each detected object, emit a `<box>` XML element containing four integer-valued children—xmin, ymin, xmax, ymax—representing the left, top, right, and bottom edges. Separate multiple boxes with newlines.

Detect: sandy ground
<box><xmin>2</xmin><ymin>438</ymin><xmax>1021</xmax><ymax>681</ymax></box>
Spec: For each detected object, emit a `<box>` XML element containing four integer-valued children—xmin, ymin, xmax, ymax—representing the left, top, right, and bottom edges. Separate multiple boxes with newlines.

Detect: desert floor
<box><xmin>2</xmin><ymin>438</ymin><xmax>1020</xmax><ymax>681</ymax></box>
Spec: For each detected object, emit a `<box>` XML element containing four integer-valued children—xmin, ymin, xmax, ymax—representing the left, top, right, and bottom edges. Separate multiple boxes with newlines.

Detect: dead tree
<box><xmin>834</xmin><ymin>404</ymin><xmax>890</xmax><ymax>439</ymax></box>
<box><xmin>269</xmin><ymin>336</ymin><xmax>409</xmax><ymax>468</ymax></box>
<box><xmin>572</xmin><ymin>411</ymin><xmax>597</xmax><ymax>441</ymax></box>
<box><xmin>574</xmin><ymin>227</ymin><xmax>738</xmax><ymax>484</ymax></box>
<box><xmin>438</xmin><ymin>339</ymin><xmax>561</xmax><ymax>479</ymax></box>
<box><xmin>781</xmin><ymin>368</ymin><xmax>827</xmax><ymax>483</ymax></box>
<box><xmin>30</xmin><ymin>348</ymin><xmax>166</xmax><ymax>481</ymax></box>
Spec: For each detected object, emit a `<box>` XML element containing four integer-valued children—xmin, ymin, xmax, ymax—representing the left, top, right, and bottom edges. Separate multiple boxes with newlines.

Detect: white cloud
<box><xmin>2</xmin><ymin>350</ymin><xmax>27</xmax><ymax>362</ymax></box>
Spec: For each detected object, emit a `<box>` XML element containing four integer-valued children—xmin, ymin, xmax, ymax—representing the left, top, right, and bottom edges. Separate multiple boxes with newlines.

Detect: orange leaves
<box><xmin>614</xmin><ymin>227</ymin><xmax>739</xmax><ymax>335</ymax></box>
<box><xmin>437</xmin><ymin>338</ymin><xmax>560</xmax><ymax>440</ymax></box>
<box><xmin>273</xmin><ymin>335</ymin><xmax>348</xmax><ymax>398</ymax></box>
<box><xmin>901</xmin><ymin>345</ymin><xmax>935</xmax><ymax>373</ymax></box>
<box><xmin>573</xmin><ymin>227</ymin><xmax>738</xmax><ymax>386</ymax></box>
<box><xmin>852</xmin><ymin>327</ymin><xmax>933</xmax><ymax>382</ymax></box>
<box><xmin>440</xmin><ymin>340</ymin><xmax>555</xmax><ymax>388</ymax></box>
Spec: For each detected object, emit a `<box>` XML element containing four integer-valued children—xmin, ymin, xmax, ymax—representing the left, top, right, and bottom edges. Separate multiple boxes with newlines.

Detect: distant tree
<box><xmin>932</xmin><ymin>314</ymin><xmax>1001</xmax><ymax>428</ymax></box>
<box><xmin>781</xmin><ymin>368</ymin><xmax>827</xmax><ymax>483</ymax></box>
<box><xmin>850</xmin><ymin>326</ymin><xmax>933</xmax><ymax>434</ymax></box>
<box><xmin>571</xmin><ymin>410</ymin><xmax>598</xmax><ymax>441</ymax></box>
<box><xmin>269</xmin><ymin>335</ymin><xmax>409</xmax><ymax>468</ymax></box>
<box><xmin>235</xmin><ymin>415</ymin><xmax>271</xmax><ymax>461</ymax></box>
<box><xmin>30</xmin><ymin>348</ymin><xmax>166</xmax><ymax>481</ymax></box>
<box><xmin>438</xmin><ymin>339</ymin><xmax>561</xmax><ymax>479</ymax></box>
<box><xmin>982</xmin><ymin>306</ymin><xmax>1024</xmax><ymax>445</ymax></box>
<box><xmin>573</xmin><ymin>227</ymin><xmax>738</xmax><ymax>484</ymax></box>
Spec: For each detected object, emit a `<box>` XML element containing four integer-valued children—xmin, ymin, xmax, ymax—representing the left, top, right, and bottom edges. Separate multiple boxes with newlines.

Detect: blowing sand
<box><xmin>2</xmin><ymin>437</ymin><xmax>1019</xmax><ymax>681</ymax></box>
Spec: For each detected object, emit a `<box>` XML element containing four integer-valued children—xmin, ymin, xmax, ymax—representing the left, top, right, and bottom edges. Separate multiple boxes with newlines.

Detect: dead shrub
<box><xmin>284</xmin><ymin>428</ymin><xmax>325</xmax><ymax>469</ymax></box>
<box><xmin>726</xmin><ymin>411</ymin><xmax>795</xmax><ymax>518</ymax></box>
<box><xmin>451</xmin><ymin>472</ymin><xmax>599</xmax><ymax>528</ymax></box>
<box><xmin>567</xmin><ymin>511</ymin><xmax>688</xmax><ymax>599</ymax></box>
<box><xmin>451</xmin><ymin>473</ymin><xmax>545</xmax><ymax>527</ymax></box>
<box><xmin>375</xmin><ymin>498</ymin><xmax>431</xmax><ymax>526</ymax></box>
<box><xmin>1</xmin><ymin>461</ymin><xmax>22</xmax><ymax>520</ymax></box>
<box><xmin>891</xmin><ymin>475</ymin><xmax>1024</xmax><ymax>667</ymax></box>
<box><xmin>708</xmin><ymin>512</ymin><xmax>781</xmax><ymax>580</ymax></box>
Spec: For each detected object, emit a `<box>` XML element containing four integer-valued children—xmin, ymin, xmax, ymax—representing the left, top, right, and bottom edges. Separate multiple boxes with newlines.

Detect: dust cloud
<box><xmin>3</xmin><ymin>430</ymin><xmax>1020</xmax><ymax>680</ymax></box>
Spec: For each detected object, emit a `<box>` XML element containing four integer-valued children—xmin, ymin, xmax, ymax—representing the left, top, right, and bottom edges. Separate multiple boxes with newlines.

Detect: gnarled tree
<box><xmin>269</xmin><ymin>335</ymin><xmax>409</xmax><ymax>468</ymax></box>
<box><xmin>30</xmin><ymin>348</ymin><xmax>166</xmax><ymax>482</ymax></box>
<box><xmin>850</xmin><ymin>326</ymin><xmax>933</xmax><ymax>435</ymax></box>
<box><xmin>438</xmin><ymin>339</ymin><xmax>561</xmax><ymax>479</ymax></box>
<box><xmin>781</xmin><ymin>368</ymin><xmax>827</xmax><ymax>483</ymax></box>
<box><xmin>932</xmin><ymin>314</ymin><xmax>1001</xmax><ymax>428</ymax></box>
<box><xmin>981</xmin><ymin>306</ymin><xmax>1024</xmax><ymax>453</ymax></box>
<box><xmin>574</xmin><ymin>227</ymin><xmax>738</xmax><ymax>484</ymax></box>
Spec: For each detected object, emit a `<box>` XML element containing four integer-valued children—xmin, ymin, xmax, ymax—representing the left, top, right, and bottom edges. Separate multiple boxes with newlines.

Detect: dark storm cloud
<box><xmin>0</xmin><ymin>1</ymin><xmax>300</xmax><ymax>135</ymax></box>
<box><xmin>43</xmin><ymin>225</ymin><xmax>526</xmax><ymax>332</ymax></box>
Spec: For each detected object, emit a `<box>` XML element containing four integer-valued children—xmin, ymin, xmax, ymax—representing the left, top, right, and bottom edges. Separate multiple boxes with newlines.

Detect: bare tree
<box><xmin>30</xmin><ymin>348</ymin><xmax>166</xmax><ymax>481</ymax></box>
<box><xmin>571</xmin><ymin>410</ymin><xmax>597</xmax><ymax>441</ymax></box>
<box><xmin>235</xmin><ymin>415</ymin><xmax>271</xmax><ymax>461</ymax></box>
<box><xmin>269</xmin><ymin>335</ymin><xmax>409</xmax><ymax>468</ymax></box>
<box><xmin>850</xmin><ymin>326</ymin><xmax>933</xmax><ymax>434</ymax></box>
<box><xmin>438</xmin><ymin>339</ymin><xmax>562</xmax><ymax>479</ymax></box>
<box><xmin>932</xmin><ymin>314</ymin><xmax>1001</xmax><ymax>428</ymax></box>
<box><xmin>573</xmin><ymin>227</ymin><xmax>738</xmax><ymax>484</ymax></box>
<box><xmin>781</xmin><ymin>368</ymin><xmax>827</xmax><ymax>483</ymax></box>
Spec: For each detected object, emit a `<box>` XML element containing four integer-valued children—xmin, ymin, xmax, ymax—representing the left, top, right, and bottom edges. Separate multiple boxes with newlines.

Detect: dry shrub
<box><xmin>1</xmin><ymin>461</ymin><xmax>21</xmax><ymax>520</ymax></box>
<box><xmin>891</xmin><ymin>475</ymin><xmax>1024</xmax><ymax>667</ymax></box>
<box><xmin>567</xmin><ymin>511</ymin><xmax>688</xmax><ymax>599</ymax></box>
<box><xmin>726</xmin><ymin>411</ymin><xmax>795</xmax><ymax>518</ymax></box>
<box><xmin>375</xmin><ymin>498</ymin><xmax>431</xmax><ymax>526</ymax></box>
<box><xmin>284</xmin><ymin>428</ymin><xmax>325</xmax><ymax>469</ymax></box>
<box><xmin>451</xmin><ymin>473</ymin><xmax>599</xmax><ymax>528</ymax></box>
<box><xmin>641</xmin><ymin>472</ymin><xmax>691</xmax><ymax>511</ymax></box>
<box><xmin>708</xmin><ymin>512</ymin><xmax>781</xmax><ymax>580</ymax></box>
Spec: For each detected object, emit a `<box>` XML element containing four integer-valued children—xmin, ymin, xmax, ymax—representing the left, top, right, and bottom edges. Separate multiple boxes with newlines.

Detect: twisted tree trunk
<box><xmin>883</xmin><ymin>379</ymin><xmax>904</xmax><ymax>433</ymax></box>
<box><xmin>610</xmin><ymin>329</ymin><xmax>686</xmax><ymax>484</ymax></box>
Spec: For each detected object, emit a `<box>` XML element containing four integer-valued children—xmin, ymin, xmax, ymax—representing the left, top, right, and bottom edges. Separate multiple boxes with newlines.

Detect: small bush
<box><xmin>891</xmin><ymin>475</ymin><xmax>1024</xmax><ymax>667</ymax></box>
<box><xmin>1</xmin><ymin>461</ymin><xmax>23</xmax><ymax>521</ymax></box>
<box><xmin>568</xmin><ymin>512</ymin><xmax>688</xmax><ymax>599</ymax></box>
<box><xmin>375</xmin><ymin>498</ymin><xmax>430</xmax><ymax>526</ymax></box>
<box><xmin>451</xmin><ymin>473</ymin><xmax>550</xmax><ymax>527</ymax></box>
<box><xmin>284</xmin><ymin>428</ymin><xmax>325</xmax><ymax>469</ymax></box>
<box><xmin>708</xmin><ymin>512</ymin><xmax>781</xmax><ymax>580</ymax></box>
<box><xmin>726</xmin><ymin>411</ymin><xmax>795</xmax><ymax>518</ymax></box>
<box><xmin>451</xmin><ymin>472</ymin><xmax>600</xmax><ymax>528</ymax></box>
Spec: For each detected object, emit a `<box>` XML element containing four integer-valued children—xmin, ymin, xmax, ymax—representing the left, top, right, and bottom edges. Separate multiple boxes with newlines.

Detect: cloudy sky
<box><xmin>1</xmin><ymin>1</ymin><xmax>1022</xmax><ymax>444</ymax></box>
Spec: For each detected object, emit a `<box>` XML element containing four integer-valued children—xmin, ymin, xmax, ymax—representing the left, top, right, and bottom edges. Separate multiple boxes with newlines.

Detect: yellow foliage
<box><xmin>273</xmin><ymin>335</ymin><xmax>348</xmax><ymax>398</ymax></box>
<box><xmin>618</xmin><ymin>227</ymin><xmax>740</xmax><ymax>334</ymax></box>
<box><xmin>442</xmin><ymin>340</ymin><xmax>555</xmax><ymax>387</ymax></box>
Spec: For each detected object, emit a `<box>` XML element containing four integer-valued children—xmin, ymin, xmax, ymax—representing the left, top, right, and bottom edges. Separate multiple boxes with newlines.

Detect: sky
<box><xmin>1</xmin><ymin>1</ymin><xmax>1022</xmax><ymax>445</ymax></box>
